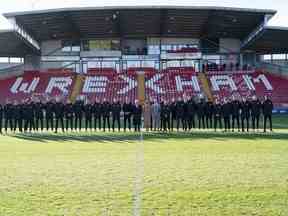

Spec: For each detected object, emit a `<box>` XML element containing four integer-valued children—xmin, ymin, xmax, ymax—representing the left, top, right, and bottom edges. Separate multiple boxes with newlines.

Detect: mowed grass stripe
<box><xmin>0</xmin><ymin>115</ymin><xmax>287</xmax><ymax>215</ymax></box>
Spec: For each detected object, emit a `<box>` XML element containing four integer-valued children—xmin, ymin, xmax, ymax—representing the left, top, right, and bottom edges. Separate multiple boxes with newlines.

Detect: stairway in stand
<box><xmin>198</xmin><ymin>72</ymin><xmax>214</xmax><ymax>102</ymax></box>
<box><xmin>69</xmin><ymin>74</ymin><xmax>85</xmax><ymax>103</ymax></box>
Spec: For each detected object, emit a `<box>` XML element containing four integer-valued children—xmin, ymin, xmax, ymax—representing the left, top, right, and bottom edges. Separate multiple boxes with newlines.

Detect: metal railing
<box><xmin>257</xmin><ymin>61</ymin><xmax>288</xmax><ymax>77</ymax></box>
<box><xmin>0</xmin><ymin>63</ymin><xmax>24</xmax><ymax>79</ymax></box>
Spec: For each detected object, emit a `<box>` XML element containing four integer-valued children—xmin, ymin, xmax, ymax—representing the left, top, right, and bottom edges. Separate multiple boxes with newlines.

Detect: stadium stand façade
<box><xmin>0</xmin><ymin>6</ymin><xmax>288</xmax><ymax>112</ymax></box>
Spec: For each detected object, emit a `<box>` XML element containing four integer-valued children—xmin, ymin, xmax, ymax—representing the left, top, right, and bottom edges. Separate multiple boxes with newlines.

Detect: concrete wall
<box><xmin>147</xmin><ymin>37</ymin><xmax>199</xmax><ymax>45</ymax></box>
<box><xmin>243</xmin><ymin>52</ymin><xmax>257</xmax><ymax>66</ymax></box>
<box><xmin>24</xmin><ymin>55</ymin><xmax>41</xmax><ymax>70</ymax></box>
<box><xmin>41</xmin><ymin>40</ymin><xmax>62</xmax><ymax>56</ymax></box>
<box><xmin>219</xmin><ymin>38</ymin><xmax>241</xmax><ymax>53</ymax></box>
<box><xmin>121</xmin><ymin>39</ymin><xmax>146</xmax><ymax>53</ymax></box>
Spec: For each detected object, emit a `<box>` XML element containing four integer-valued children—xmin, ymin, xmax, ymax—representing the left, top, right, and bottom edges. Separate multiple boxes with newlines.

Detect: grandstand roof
<box><xmin>243</xmin><ymin>26</ymin><xmax>288</xmax><ymax>54</ymax></box>
<box><xmin>4</xmin><ymin>6</ymin><xmax>276</xmax><ymax>41</ymax></box>
<box><xmin>0</xmin><ymin>30</ymin><xmax>40</xmax><ymax>57</ymax></box>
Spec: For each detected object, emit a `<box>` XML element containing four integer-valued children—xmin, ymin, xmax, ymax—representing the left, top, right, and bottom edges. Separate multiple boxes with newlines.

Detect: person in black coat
<box><xmin>222</xmin><ymin>98</ymin><xmax>232</xmax><ymax>132</ymax></box>
<box><xmin>93</xmin><ymin>99</ymin><xmax>102</xmax><ymax>131</ymax></box>
<box><xmin>13</xmin><ymin>100</ymin><xmax>23</xmax><ymax>133</ymax></box>
<box><xmin>205</xmin><ymin>100</ymin><xmax>214</xmax><ymax>129</ymax></box>
<box><xmin>187</xmin><ymin>98</ymin><xmax>196</xmax><ymax>130</ymax></box>
<box><xmin>4</xmin><ymin>99</ymin><xmax>14</xmax><ymax>133</ymax></box>
<box><xmin>213</xmin><ymin>99</ymin><xmax>222</xmax><ymax>131</ymax></box>
<box><xmin>45</xmin><ymin>99</ymin><xmax>55</xmax><ymax>131</ymax></box>
<box><xmin>183</xmin><ymin>99</ymin><xmax>189</xmax><ymax>131</ymax></box>
<box><xmin>196</xmin><ymin>98</ymin><xmax>206</xmax><ymax>129</ymax></box>
<box><xmin>54</xmin><ymin>99</ymin><xmax>65</xmax><ymax>133</ymax></box>
<box><xmin>175</xmin><ymin>98</ymin><xmax>185</xmax><ymax>131</ymax></box>
<box><xmin>34</xmin><ymin>100</ymin><xmax>44</xmax><ymax>132</ymax></box>
<box><xmin>231</xmin><ymin>97</ymin><xmax>241</xmax><ymax>132</ymax></box>
<box><xmin>112</xmin><ymin>99</ymin><xmax>121</xmax><ymax>132</ymax></box>
<box><xmin>24</xmin><ymin>101</ymin><xmax>35</xmax><ymax>132</ymax></box>
<box><xmin>64</xmin><ymin>100</ymin><xmax>74</xmax><ymax>131</ymax></box>
<box><xmin>251</xmin><ymin>96</ymin><xmax>262</xmax><ymax>131</ymax></box>
<box><xmin>240</xmin><ymin>98</ymin><xmax>251</xmax><ymax>132</ymax></box>
<box><xmin>262</xmin><ymin>96</ymin><xmax>274</xmax><ymax>132</ymax></box>
<box><xmin>133</xmin><ymin>100</ymin><xmax>142</xmax><ymax>132</ymax></box>
<box><xmin>102</xmin><ymin>99</ymin><xmax>111</xmax><ymax>132</ymax></box>
<box><xmin>84</xmin><ymin>100</ymin><xmax>93</xmax><ymax>131</ymax></box>
<box><xmin>169</xmin><ymin>98</ymin><xmax>177</xmax><ymax>131</ymax></box>
<box><xmin>73</xmin><ymin>99</ymin><xmax>84</xmax><ymax>131</ymax></box>
<box><xmin>160</xmin><ymin>100</ymin><xmax>165</xmax><ymax>131</ymax></box>
<box><xmin>0</xmin><ymin>103</ymin><xmax>3</xmax><ymax>134</ymax></box>
<box><xmin>162</xmin><ymin>101</ymin><xmax>171</xmax><ymax>132</ymax></box>
<box><xmin>123</xmin><ymin>98</ymin><xmax>133</xmax><ymax>132</ymax></box>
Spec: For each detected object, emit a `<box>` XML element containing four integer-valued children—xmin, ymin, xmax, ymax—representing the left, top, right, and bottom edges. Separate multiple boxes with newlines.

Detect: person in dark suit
<box><xmin>133</xmin><ymin>100</ymin><xmax>142</xmax><ymax>132</ymax></box>
<box><xmin>13</xmin><ymin>100</ymin><xmax>23</xmax><ymax>133</ymax></box>
<box><xmin>102</xmin><ymin>99</ymin><xmax>111</xmax><ymax>132</ymax></box>
<box><xmin>222</xmin><ymin>98</ymin><xmax>231</xmax><ymax>132</ymax></box>
<box><xmin>160</xmin><ymin>100</ymin><xmax>165</xmax><ymax>131</ymax></box>
<box><xmin>45</xmin><ymin>98</ymin><xmax>55</xmax><ymax>131</ymax></box>
<box><xmin>231</xmin><ymin>97</ymin><xmax>241</xmax><ymax>132</ymax></box>
<box><xmin>187</xmin><ymin>97</ymin><xmax>196</xmax><ymax>131</ymax></box>
<box><xmin>35</xmin><ymin>99</ymin><xmax>44</xmax><ymax>132</ymax></box>
<box><xmin>175</xmin><ymin>98</ymin><xmax>185</xmax><ymax>131</ymax></box>
<box><xmin>24</xmin><ymin>100</ymin><xmax>35</xmax><ymax>132</ymax></box>
<box><xmin>196</xmin><ymin>98</ymin><xmax>206</xmax><ymax>129</ymax></box>
<box><xmin>84</xmin><ymin>100</ymin><xmax>93</xmax><ymax>131</ymax></box>
<box><xmin>213</xmin><ymin>99</ymin><xmax>222</xmax><ymax>131</ymax></box>
<box><xmin>73</xmin><ymin>99</ymin><xmax>84</xmax><ymax>131</ymax></box>
<box><xmin>262</xmin><ymin>96</ymin><xmax>274</xmax><ymax>132</ymax></box>
<box><xmin>54</xmin><ymin>98</ymin><xmax>65</xmax><ymax>133</ymax></box>
<box><xmin>123</xmin><ymin>98</ymin><xmax>133</xmax><ymax>132</ymax></box>
<box><xmin>251</xmin><ymin>96</ymin><xmax>262</xmax><ymax>131</ymax></box>
<box><xmin>169</xmin><ymin>98</ymin><xmax>177</xmax><ymax>131</ymax></box>
<box><xmin>205</xmin><ymin>100</ymin><xmax>214</xmax><ymax>129</ymax></box>
<box><xmin>64</xmin><ymin>99</ymin><xmax>74</xmax><ymax>131</ymax></box>
<box><xmin>4</xmin><ymin>99</ymin><xmax>14</xmax><ymax>133</ymax></box>
<box><xmin>93</xmin><ymin>99</ymin><xmax>102</xmax><ymax>131</ymax></box>
<box><xmin>240</xmin><ymin>97</ymin><xmax>251</xmax><ymax>132</ymax></box>
<box><xmin>111</xmin><ymin>99</ymin><xmax>121</xmax><ymax>132</ymax></box>
<box><xmin>162</xmin><ymin>100</ymin><xmax>171</xmax><ymax>132</ymax></box>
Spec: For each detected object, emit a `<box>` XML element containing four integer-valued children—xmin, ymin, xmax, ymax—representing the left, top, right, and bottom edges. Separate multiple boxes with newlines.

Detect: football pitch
<box><xmin>0</xmin><ymin>115</ymin><xmax>287</xmax><ymax>216</ymax></box>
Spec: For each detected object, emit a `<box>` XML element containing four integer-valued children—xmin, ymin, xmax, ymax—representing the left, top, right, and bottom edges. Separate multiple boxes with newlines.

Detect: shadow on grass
<box><xmin>7</xmin><ymin>130</ymin><xmax>288</xmax><ymax>143</ymax></box>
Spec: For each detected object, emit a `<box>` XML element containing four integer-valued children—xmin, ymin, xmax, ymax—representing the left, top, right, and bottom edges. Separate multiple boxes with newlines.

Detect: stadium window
<box><xmin>82</xmin><ymin>40</ymin><xmax>89</xmax><ymax>51</ymax></box>
<box><xmin>0</xmin><ymin>57</ymin><xmax>9</xmax><ymax>63</ymax></box>
<box><xmin>148</xmin><ymin>45</ymin><xmax>160</xmax><ymax>55</ymax></box>
<box><xmin>111</xmin><ymin>40</ymin><xmax>120</xmax><ymax>50</ymax></box>
<box><xmin>273</xmin><ymin>54</ymin><xmax>286</xmax><ymax>60</ymax></box>
<box><xmin>71</xmin><ymin>45</ymin><xmax>80</xmax><ymax>52</ymax></box>
<box><xmin>62</xmin><ymin>40</ymin><xmax>80</xmax><ymax>52</ymax></box>
<box><xmin>62</xmin><ymin>40</ymin><xmax>72</xmax><ymax>52</ymax></box>
<box><xmin>263</xmin><ymin>54</ymin><xmax>271</xmax><ymax>61</ymax></box>
<box><xmin>10</xmin><ymin>58</ymin><xmax>22</xmax><ymax>63</ymax></box>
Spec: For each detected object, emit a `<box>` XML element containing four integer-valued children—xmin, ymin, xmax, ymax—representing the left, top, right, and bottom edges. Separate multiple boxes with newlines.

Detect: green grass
<box><xmin>0</xmin><ymin>115</ymin><xmax>287</xmax><ymax>215</ymax></box>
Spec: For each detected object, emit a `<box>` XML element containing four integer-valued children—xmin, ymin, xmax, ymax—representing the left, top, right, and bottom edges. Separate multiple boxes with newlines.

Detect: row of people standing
<box><xmin>0</xmin><ymin>95</ymin><xmax>273</xmax><ymax>134</ymax></box>
<box><xmin>0</xmin><ymin>99</ymin><xmax>142</xmax><ymax>133</ymax></box>
<box><xmin>143</xmin><ymin>96</ymin><xmax>273</xmax><ymax>133</ymax></box>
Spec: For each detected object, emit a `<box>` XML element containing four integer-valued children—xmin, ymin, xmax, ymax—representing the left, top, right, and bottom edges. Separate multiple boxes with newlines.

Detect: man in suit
<box><xmin>262</xmin><ymin>96</ymin><xmax>274</xmax><ymax>132</ymax></box>
<box><xmin>4</xmin><ymin>99</ymin><xmax>14</xmax><ymax>133</ymax></box>
<box><xmin>93</xmin><ymin>99</ymin><xmax>102</xmax><ymax>131</ymax></box>
<box><xmin>111</xmin><ymin>99</ymin><xmax>121</xmax><ymax>132</ymax></box>
<box><xmin>102</xmin><ymin>98</ymin><xmax>111</xmax><ymax>132</ymax></box>
<box><xmin>64</xmin><ymin>99</ymin><xmax>74</xmax><ymax>131</ymax></box>
<box><xmin>251</xmin><ymin>96</ymin><xmax>262</xmax><ymax>131</ymax></box>
<box><xmin>54</xmin><ymin>98</ymin><xmax>65</xmax><ymax>133</ymax></box>
<box><xmin>133</xmin><ymin>100</ymin><xmax>142</xmax><ymax>132</ymax></box>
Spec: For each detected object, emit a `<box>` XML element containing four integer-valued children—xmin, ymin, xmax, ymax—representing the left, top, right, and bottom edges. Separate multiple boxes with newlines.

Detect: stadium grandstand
<box><xmin>0</xmin><ymin>6</ymin><xmax>288</xmax><ymax>111</ymax></box>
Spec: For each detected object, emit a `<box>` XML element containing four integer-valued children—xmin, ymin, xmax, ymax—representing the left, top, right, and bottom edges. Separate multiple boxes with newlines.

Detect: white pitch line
<box><xmin>132</xmin><ymin>120</ymin><xmax>144</xmax><ymax>216</ymax></box>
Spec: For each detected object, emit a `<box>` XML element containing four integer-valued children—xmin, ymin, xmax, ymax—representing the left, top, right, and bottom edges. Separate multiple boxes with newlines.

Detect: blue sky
<box><xmin>0</xmin><ymin>0</ymin><xmax>287</xmax><ymax>30</ymax></box>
